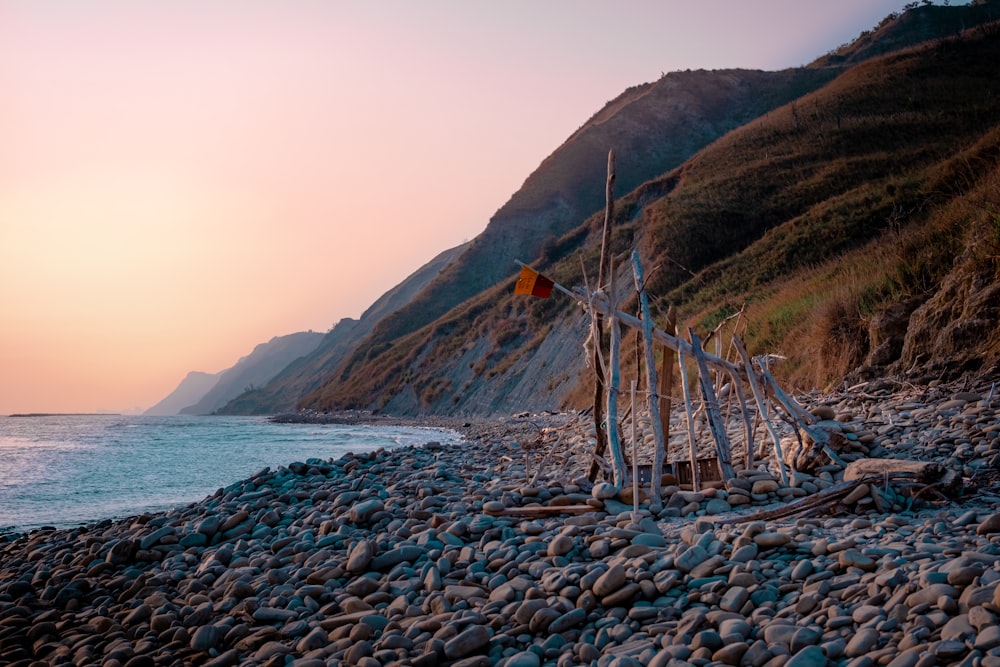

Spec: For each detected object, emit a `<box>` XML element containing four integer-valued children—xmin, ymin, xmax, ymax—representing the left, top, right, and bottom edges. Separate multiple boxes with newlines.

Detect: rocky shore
<box><xmin>2</xmin><ymin>379</ymin><xmax>999</xmax><ymax>667</ymax></box>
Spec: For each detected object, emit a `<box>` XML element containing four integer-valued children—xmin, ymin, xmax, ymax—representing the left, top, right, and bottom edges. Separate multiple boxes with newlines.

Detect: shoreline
<box><xmin>1</xmin><ymin>381</ymin><xmax>999</xmax><ymax>666</ymax></box>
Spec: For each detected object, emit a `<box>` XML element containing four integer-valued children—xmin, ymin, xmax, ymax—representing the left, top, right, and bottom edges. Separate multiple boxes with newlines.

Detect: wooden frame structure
<box><xmin>514</xmin><ymin>151</ymin><xmax>845</xmax><ymax>499</ymax></box>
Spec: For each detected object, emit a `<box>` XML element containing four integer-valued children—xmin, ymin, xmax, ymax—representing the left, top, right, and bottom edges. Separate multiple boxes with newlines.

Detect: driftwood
<box><xmin>632</xmin><ymin>250</ymin><xmax>666</xmax><ymax>503</ymax></box>
<box><xmin>630</xmin><ymin>381</ymin><xmax>640</xmax><ymax>520</ymax></box>
<box><xmin>843</xmin><ymin>458</ymin><xmax>961</xmax><ymax>495</ymax></box>
<box><xmin>677</xmin><ymin>345</ymin><xmax>701</xmax><ymax>492</ymax></box>
<box><xmin>690</xmin><ymin>330</ymin><xmax>735</xmax><ymax>481</ymax></box>
<box><xmin>717</xmin><ymin>478</ymin><xmax>871</xmax><ymax>524</ymax></box>
<box><xmin>729</xmin><ymin>369</ymin><xmax>756</xmax><ymax>471</ymax></box>
<box><xmin>604</xmin><ymin>265</ymin><xmax>628</xmax><ymax>487</ymax></box>
<box><xmin>844</xmin><ymin>458</ymin><xmax>944</xmax><ymax>481</ymax></box>
<box><xmin>658</xmin><ymin>306</ymin><xmax>677</xmax><ymax>460</ymax></box>
<box><xmin>589</xmin><ymin>150</ymin><xmax>616</xmax><ymax>481</ymax></box>
<box><xmin>719</xmin><ymin>464</ymin><xmax>963</xmax><ymax>524</ymax></box>
<box><xmin>483</xmin><ymin>504</ymin><xmax>594</xmax><ymax>518</ymax></box>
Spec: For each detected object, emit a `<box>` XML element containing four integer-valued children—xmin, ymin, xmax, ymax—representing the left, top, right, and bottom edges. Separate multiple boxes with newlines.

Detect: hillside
<box><xmin>335</xmin><ymin>68</ymin><xmax>839</xmax><ymax>387</ymax></box>
<box><xmin>144</xmin><ymin>371</ymin><xmax>219</xmax><ymax>417</ymax></box>
<box><xmin>298</xmin><ymin>3</ymin><xmax>1000</xmax><ymax>417</ymax></box>
<box><xmin>178</xmin><ymin>331</ymin><xmax>323</xmax><ymax>415</ymax></box>
<box><xmin>217</xmin><ymin>243</ymin><xmax>468</xmax><ymax>415</ymax></box>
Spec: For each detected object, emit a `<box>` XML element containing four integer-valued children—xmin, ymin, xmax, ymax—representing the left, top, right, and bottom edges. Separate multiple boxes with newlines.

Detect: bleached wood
<box><xmin>658</xmin><ymin>306</ymin><xmax>676</xmax><ymax>464</ymax></box>
<box><xmin>690</xmin><ymin>330</ymin><xmax>735</xmax><ymax>481</ymax></box>
<box><xmin>631</xmin><ymin>379</ymin><xmax>639</xmax><ymax>521</ymax></box>
<box><xmin>677</xmin><ymin>345</ymin><xmax>701</xmax><ymax>492</ymax></box>
<box><xmin>843</xmin><ymin>458</ymin><xmax>944</xmax><ymax>482</ymax></box>
<box><xmin>734</xmin><ymin>338</ymin><xmax>789</xmax><ymax>485</ymax></box>
<box><xmin>484</xmin><ymin>504</ymin><xmax>594</xmax><ymax>518</ymax></box>
<box><xmin>631</xmin><ymin>250</ymin><xmax>667</xmax><ymax>504</ymax></box>
<box><xmin>590</xmin><ymin>149</ymin><xmax>616</xmax><ymax>480</ymax></box>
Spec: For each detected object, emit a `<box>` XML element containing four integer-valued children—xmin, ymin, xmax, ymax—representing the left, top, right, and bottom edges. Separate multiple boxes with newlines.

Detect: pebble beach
<box><xmin>2</xmin><ymin>378</ymin><xmax>1000</xmax><ymax>667</ymax></box>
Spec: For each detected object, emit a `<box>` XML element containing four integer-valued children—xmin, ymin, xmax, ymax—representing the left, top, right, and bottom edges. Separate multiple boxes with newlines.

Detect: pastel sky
<box><xmin>1</xmin><ymin>1</ymin><xmax>913</xmax><ymax>414</ymax></box>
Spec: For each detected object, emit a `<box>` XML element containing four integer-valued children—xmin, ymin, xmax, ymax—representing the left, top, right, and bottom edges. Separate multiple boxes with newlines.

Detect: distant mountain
<box><xmin>215</xmin><ymin>243</ymin><xmax>468</xmax><ymax>415</ymax></box>
<box><xmin>178</xmin><ymin>331</ymin><xmax>324</xmax><ymax>415</ymax></box>
<box><xmin>144</xmin><ymin>371</ymin><xmax>219</xmax><ymax>416</ymax></box>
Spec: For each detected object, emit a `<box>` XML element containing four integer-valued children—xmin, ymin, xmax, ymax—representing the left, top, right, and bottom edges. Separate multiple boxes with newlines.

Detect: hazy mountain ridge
<box><xmin>144</xmin><ymin>371</ymin><xmax>220</xmax><ymax>417</ymax></box>
<box><xmin>294</xmin><ymin>2</ymin><xmax>1000</xmax><ymax>417</ymax></box>
<box><xmin>178</xmin><ymin>331</ymin><xmax>324</xmax><ymax>415</ymax></box>
<box><xmin>214</xmin><ymin>242</ymin><xmax>469</xmax><ymax>415</ymax></box>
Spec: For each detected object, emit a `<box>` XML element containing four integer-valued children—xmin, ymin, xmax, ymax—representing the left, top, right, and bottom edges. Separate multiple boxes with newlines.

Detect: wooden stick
<box><xmin>690</xmin><ymin>330</ymin><xmax>735</xmax><ymax>481</ymax></box>
<box><xmin>631</xmin><ymin>379</ymin><xmax>639</xmax><ymax>522</ymax></box>
<box><xmin>658</xmin><ymin>305</ymin><xmax>676</xmax><ymax>465</ymax></box>
<box><xmin>605</xmin><ymin>264</ymin><xmax>628</xmax><ymax>488</ymax></box>
<box><xmin>757</xmin><ymin>359</ymin><xmax>846</xmax><ymax>467</ymax></box>
<box><xmin>715</xmin><ymin>477</ymin><xmax>866</xmax><ymax>524</ymax></box>
<box><xmin>631</xmin><ymin>250</ymin><xmax>666</xmax><ymax>505</ymax></box>
<box><xmin>723</xmin><ymin>362</ymin><xmax>756</xmax><ymax>471</ymax></box>
<box><xmin>677</xmin><ymin>344</ymin><xmax>701</xmax><ymax>492</ymax></box>
<box><xmin>586</xmin><ymin>285</ymin><xmax>609</xmax><ymax>481</ymax></box>
<box><xmin>734</xmin><ymin>338</ymin><xmax>789</xmax><ymax>485</ymax></box>
<box><xmin>484</xmin><ymin>504</ymin><xmax>594</xmax><ymax>518</ymax></box>
<box><xmin>758</xmin><ymin>359</ymin><xmax>814</xmax><ymax>424</ymax></box>
<box><xmin>589</xmin><ymin>149</ymin><xmax>616</xmax><ymax>481</ymax></box>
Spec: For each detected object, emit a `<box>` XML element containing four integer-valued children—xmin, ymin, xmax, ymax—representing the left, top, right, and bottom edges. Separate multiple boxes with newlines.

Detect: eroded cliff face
<box><xmin>373</xmin><ymin>308</ymin><xmax>590</xmax><ymax>418</ymax></box>
<box><xmin>895</xmin><ymin>250</ymin><xmax>1000</xmax><ymax>382</ymax></box>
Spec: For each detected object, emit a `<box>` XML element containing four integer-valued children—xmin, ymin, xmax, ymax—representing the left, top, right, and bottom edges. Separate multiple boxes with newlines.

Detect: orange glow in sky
<box><xmin>1</xmin><ymin>1</ymin><xmax>911</xmax><ymax>414</ymax></box>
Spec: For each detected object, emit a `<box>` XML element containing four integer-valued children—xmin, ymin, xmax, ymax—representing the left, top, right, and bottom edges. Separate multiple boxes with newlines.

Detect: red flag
<box><xmin>514</xmin><ymin>265</ymin><xmax>554</xmax><ymax>298</ymax></box>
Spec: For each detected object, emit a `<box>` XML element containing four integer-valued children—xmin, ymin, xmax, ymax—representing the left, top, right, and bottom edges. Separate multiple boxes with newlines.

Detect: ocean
<box><xmin>0</xmin><ymin>414</ymin><xmax>461</xmax><ymax>536</ymax></box>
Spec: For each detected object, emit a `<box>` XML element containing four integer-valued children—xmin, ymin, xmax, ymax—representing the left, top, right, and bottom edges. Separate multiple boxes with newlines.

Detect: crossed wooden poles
<box><xmin>512</xmin><ymin>255</ymin><xmax>844</xmax><ymax>506</ymax></box>
<box><xmin>514</xmin><ymin>151</ymin><xmax>843</xmax><ymax>506</ymax></box>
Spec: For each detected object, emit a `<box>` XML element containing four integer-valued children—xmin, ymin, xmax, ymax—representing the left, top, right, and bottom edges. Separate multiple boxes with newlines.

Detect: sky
<box><xmin>0</xmin><ymin>0</ymin><xmax>915</xmax><ymax>414</ymax></box>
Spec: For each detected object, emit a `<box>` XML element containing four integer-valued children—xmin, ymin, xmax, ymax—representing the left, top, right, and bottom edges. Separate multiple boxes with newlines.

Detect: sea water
<box><xmin>0</xmin><ymin>414</ymin><xmax>461</xmax><ymax>535</ymax></box>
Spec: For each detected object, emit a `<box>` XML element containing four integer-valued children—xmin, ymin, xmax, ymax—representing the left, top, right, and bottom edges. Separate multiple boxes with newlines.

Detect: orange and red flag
<box><xmin>514</xmin><ymin>265</ymin><xmax>554</xmax><ymax>298</ymax></box>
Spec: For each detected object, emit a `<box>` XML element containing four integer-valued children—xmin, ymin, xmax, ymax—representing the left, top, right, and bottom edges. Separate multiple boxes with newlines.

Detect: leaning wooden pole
<box><xmin>588</xmin><ymin>149</ymin><xmax>616</xmax><ymax>481</ymax></box>
<box><xmin>734</xmin><ymin>338</ymin><xmax>789</xmax><ymax>485</ymax></box>
<box><xmin>631</xmin><ymin>250</ymin><xmax>666</xmax><ymax>505</ymax></box>
<box><xmin>605</xmin><ymin>269</ymin><xmax>628</xmax><ymax>487</ymax></box>
<box><xmin>630</xmin><ymin>379</ymin><xmax>639</xmax><ymax>522</ymax></box>
<box><xmin>690</xmin><ymin>329</ymin><xmax>735</xmax><ymax>481</ymax></box>
<box><xmin>729</xmin><ymin>367</ymin><xmax>756</xmax><ymax>470</ymax></box>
